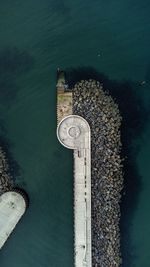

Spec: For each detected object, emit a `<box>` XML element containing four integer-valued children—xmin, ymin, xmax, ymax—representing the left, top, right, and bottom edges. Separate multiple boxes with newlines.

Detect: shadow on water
<box><xmin>0</xmin><ymin>47</ymin><xmax>35</xmax><ymax>107</ymax></box>
<box><xmin>0</xmin><ymin>47</ymin><xmax>34</xmax><ymax>75</ymax></box>
<box><xmin>65</xmin><ymin>66</ymin><xmax>150</xmax><ymax>266</ymax></box>
<box><xmin>50</xmin><ymin>0</ymin><xmax>71</xmax><ymax>19</ymax></box>
<box><xmin>0</xmin><ymin>46</ymin><xmax>35</xmax><ymax>183</ymax></box>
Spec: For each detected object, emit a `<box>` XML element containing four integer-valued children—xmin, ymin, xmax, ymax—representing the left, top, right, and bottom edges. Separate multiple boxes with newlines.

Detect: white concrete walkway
<box><xmin>0</xmin><ymin>191</ymin><xmax>26</xmax><ymax>249</ymax></box>
<box><xmin>57</xmin><ymin>115</ymin><xmax>91</xmax><ymax>267</ymax></box>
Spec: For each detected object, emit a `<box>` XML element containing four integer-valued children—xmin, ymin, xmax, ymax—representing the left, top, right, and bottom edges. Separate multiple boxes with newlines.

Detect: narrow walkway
<box><xmin>57</xmin><ymin>115</ymin><xmax>91</xmax><ymax>267</ymax></box>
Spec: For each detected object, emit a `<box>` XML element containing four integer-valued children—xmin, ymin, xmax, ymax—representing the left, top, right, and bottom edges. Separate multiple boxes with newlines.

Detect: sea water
<box><xmin>0</xmin><ymin>0</ymin><xmax>150</xmax><ymax>266</ymax></box>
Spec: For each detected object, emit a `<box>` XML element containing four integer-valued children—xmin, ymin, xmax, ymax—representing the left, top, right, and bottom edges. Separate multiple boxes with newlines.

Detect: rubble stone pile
<box><xmin>73</xmin><ymin>79</ymin><xmax>123</xmax><ymax>267</ymax></box>
<box><xmin>0</xmin><ymin>146</ymin><xmax>14</xmax><ymax>195</ymax></box>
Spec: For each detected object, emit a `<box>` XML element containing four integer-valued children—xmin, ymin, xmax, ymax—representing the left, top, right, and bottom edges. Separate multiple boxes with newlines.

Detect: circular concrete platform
<box><xmin>0</xmin><ymin>190</ymin><xmax>27</xmax><ymax>249</ymax></box>
<box><xmin>57</xmin><ymin>115</ymin><xmax>90</xmax><ymax>149</ymax></box>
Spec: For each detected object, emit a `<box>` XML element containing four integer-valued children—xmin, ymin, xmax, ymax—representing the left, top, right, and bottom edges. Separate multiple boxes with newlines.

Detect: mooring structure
<box><xmin>57</xmin><ymin>115</ymin><xmax>92</xmax><ymax>267</ymax></box>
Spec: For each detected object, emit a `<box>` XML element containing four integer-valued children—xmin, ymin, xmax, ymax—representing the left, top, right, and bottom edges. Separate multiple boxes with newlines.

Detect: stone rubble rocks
<box><xmin>73</xmin><ymin>80</ymin><xmax>123</xmax><ymax>267</ymax></box>
<box><xmin>0</xmin><ymin>147</ymin><xmax>14</xmax><ymax>195</ymax></box>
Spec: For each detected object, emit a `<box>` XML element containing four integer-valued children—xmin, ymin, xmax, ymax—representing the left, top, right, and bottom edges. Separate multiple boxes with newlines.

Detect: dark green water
<box><xmin>0</xmin><ymin>1</ymin><xmax>150</xmax><ymax>266</ymax></box>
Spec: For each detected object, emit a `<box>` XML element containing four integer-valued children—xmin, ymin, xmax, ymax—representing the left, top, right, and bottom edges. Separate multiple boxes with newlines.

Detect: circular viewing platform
<box><xmin>57</xmin><ymin>114</ymin><xmax>90</xmax><ymax>150</ymax></box>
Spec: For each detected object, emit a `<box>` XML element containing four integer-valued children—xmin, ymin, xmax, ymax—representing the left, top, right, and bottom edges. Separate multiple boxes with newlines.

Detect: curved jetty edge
<box><xmin>56</xmin><ymin>71</ymin><xmax>123</xmax><ymax>267</ymax></box>
<box><xmin>0</xmin><ymin>146</ymin><xmax>28</xmax><ymax>249</ymax></box>
<box><xmin>0</xmin><ymin>190</ymin><xmax>27</xmax><ymax>249</ymax></box>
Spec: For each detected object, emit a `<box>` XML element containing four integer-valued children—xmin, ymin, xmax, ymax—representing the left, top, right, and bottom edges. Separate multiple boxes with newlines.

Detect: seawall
<box><xmin>73</xmin><ymin>79</ymin><xmax>123</xmax><ymax>267</ymax></box>
<box><xmin>56</xmin><ymin>71</ymin><xmax>123</xmax><ymax>267</ymax></box>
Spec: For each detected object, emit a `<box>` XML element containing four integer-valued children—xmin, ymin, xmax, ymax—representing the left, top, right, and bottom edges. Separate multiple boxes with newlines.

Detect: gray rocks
<box><xmin>73</xmin><ymin>80</ymin><xmax>123</xmax><ymax>267</ymax></box>
<box><xmin>0</xmin><ymin>147</ymin><xmax>14</xmax><ymax>195</ymax></box>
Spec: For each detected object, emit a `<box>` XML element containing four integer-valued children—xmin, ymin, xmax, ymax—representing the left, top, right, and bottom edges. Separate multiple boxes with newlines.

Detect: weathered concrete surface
<box><xmin>57</xmin><ymin>92</ymin><xmax>72</xmax><ymax>124</ymax></box>
<box><xmin>56</xmin><ymin>69</ymin><xmax>72</xmax><ymax>124</ymax></box>
<box><xmin>57</xmin><ymin>115</ymin><xmax>91</xmax><ymax>267</ymax></box>
<box><xmin>0</xmin><ymin>191</ymin><xmax>26</xmax><ymax>249</ymax></box>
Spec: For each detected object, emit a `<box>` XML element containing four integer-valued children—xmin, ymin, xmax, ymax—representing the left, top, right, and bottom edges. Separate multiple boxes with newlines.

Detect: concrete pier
<box><xmin>57</xmin><ymin>115</ymin><xmax>91</xmax><ymax>267</ymax></box>
<box><xmin>0</xmin><ymin>191</ymin><xmax>27</xmax><ymax>249</ymax></box>
<box><xmin>56</xmin><ymin>69</ymin><xmax>72</xmax><ymax>124</ymax></box>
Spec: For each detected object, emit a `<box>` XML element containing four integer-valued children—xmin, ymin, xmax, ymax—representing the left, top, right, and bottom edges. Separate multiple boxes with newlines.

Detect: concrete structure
<box><xmin>57</xmin><ymin>91</ymin><xmax>72</xmax><ymax>124</ymax></box>
<box><xmin>0</xmin><ymin>191</ymin><xmax>27</xmax><ymax>249</ymax></box>
<box><xmin>56</xmin><ymin>69</ymin><xmax>72</xmax><ymax>124</ymax></box>
<box><xmin>57</xmin><ymin>115</ymin><xmax>91</xmax><ymax>267</ymax></box>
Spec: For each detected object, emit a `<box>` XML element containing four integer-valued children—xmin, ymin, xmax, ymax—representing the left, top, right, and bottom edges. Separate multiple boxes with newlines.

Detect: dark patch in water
<box><xmin>51</xmin><ymin>0</ymin><xmax>70</xmax><ymax>18</ymax></box>
<box><xmin>0</xmin><ymin>47</ymin><xmax>33</xmax><ymax>201</ymax></box>
<box><xmin>0</xmin><ymin>118</ymin><xmax>7</xmax><ymax>136</ymax></box>
<box><xmin>66</xmin><ymin>66</ymin><xmax>150</xmax><ymax>267</ymax></box>
<box><xmin>0</xmin><ymin>47</ymin><xmax>35</xmax><ymax>106</ymax></box>
<box><xmin>0</xmin><ymin>80</ymin><xmax>19</xmax><ymax>106</ymax></box>
<box><xmin>0</xmin><ymin>47</ymin><xmax>35</xmax><ymax>75</ymax></box>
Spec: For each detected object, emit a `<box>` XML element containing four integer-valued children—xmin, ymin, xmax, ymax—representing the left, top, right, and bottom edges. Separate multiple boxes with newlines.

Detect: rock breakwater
<box><xmin>0</xmin><ymin>146</ymin><xmax>14</xmax><ymax>195</ymax></box>
<box><xmin>73</xmin><ymin>80</ymin><xmax>123</xmax><ymax>267</ymax></box>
